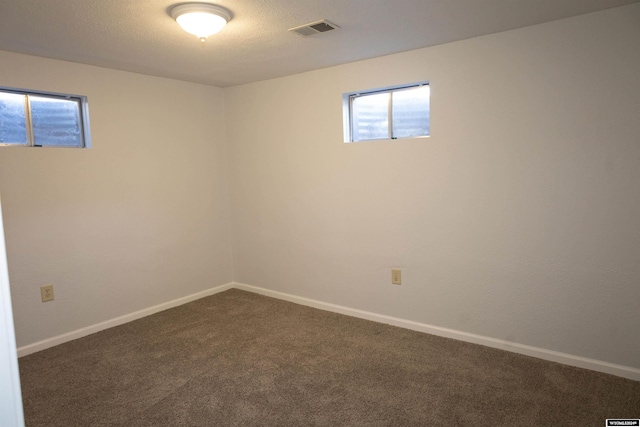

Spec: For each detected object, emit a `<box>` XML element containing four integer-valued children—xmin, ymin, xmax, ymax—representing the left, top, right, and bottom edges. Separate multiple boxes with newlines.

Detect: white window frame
<box><xmin>0</xmin><ymin>86</ymin><xmax>91</xmax><ymax>148</ymax></box>
<box><xmin>342</xmin><ymin>81</ymin><xmax>430</xmax><ymax>143</ymax></box>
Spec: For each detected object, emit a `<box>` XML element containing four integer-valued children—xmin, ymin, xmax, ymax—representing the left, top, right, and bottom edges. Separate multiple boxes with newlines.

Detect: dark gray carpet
<box><xmin>19</xmin><ymin>289</ymin><xmax>639</xmax><ymax>426</ymax></box>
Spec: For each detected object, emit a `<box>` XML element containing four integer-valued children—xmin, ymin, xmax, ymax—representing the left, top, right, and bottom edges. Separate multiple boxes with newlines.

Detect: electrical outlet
<box><xmin>391</xmin><ymin>269</ymin><xmax>401</xmax><ymax>285</ymax></box>
<box><xmin>41</xmin><ymin>285</ymin><xmax>54</xmax><ymax>302</ymax></box>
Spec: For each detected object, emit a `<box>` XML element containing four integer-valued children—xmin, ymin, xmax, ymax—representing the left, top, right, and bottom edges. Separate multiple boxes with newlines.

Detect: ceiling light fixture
<box><xmin>170</xmin><ymin>3</ymin><xmax>232</xmax><ymax>43</ymax></box>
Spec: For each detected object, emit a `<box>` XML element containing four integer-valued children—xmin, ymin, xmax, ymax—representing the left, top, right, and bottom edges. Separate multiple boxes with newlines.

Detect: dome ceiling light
<box><xmin>170</xmin><ymin>3</ymin><xmax>232</xmax><ymax>43</ymax></box>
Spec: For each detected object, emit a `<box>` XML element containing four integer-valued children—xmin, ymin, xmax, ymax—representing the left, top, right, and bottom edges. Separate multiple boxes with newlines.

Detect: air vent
<box><xmin>288</xmin><ymin>20</ymin><xmax>340</xmax><ymax>37</ymax></box>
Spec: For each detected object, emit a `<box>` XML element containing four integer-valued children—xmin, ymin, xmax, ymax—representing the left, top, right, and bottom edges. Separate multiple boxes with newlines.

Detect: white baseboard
<box><xmin>17</xmin><ymin>282</ymin><xmax>234</xmax><ymax>358</ymax></box>
<box><xmin>233</xmin><ymin>282</ymin><xmax>640</xmax><ymax>381</ymax></box>
<box><xmin>17</xmin><ymin>281</ymin><xmax>640</xmax><ymax>381</ymax></box>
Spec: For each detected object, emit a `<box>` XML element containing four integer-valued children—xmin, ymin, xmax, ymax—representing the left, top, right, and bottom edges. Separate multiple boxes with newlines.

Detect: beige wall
<box><xmin>225</xmin><ymin>4</ymin><xmax>640</xmax><ymax>369</ymax></box>
<box><xmin>1</xmin><ymin>4</ymin><xmax>639</xmax><ymax>372</ymax></box>
<box><xmin>0</xmin><ymin>51</ymin><xmax>233</xmax><ymax>347</ymax></box>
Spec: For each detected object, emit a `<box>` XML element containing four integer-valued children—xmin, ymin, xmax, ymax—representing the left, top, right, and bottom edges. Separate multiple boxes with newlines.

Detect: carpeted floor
<box><xmin>19</xmin><ymin>289</ymin><xmax>639</xmax><ymax>426</ymax></box>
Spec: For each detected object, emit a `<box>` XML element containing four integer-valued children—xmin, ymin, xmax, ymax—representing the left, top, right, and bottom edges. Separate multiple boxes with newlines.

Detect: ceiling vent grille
<box><xmin>288</xmin><ymin>20</ymin><xmax>340</xmax><ymax>37</ymax></box>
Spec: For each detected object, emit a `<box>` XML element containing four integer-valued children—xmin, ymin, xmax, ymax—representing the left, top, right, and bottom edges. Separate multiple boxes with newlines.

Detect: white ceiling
<box><xmin>0</xmin><ymin>0</ymin><xmax>637</xmax><ymax>87</ymax></box>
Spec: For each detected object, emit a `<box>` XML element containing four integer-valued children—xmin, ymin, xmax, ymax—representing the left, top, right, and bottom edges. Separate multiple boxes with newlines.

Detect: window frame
<box><xmin>342</xmin><ymin>81</ymin><xmax>430</xmax><ymax>143</ymax></box>
<box><xmin>0</xmin><ymin>86</ymin><xmax>91</xmax><ymax>148</ymax></box>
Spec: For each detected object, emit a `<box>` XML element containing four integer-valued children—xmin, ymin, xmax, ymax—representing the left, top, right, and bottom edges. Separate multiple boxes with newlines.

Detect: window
<box><xmin>343</xmin><ymin>82</ymin><xmax>430</xmax><ymax>142</ymax></box>
<box><xmin>0</xmin><ymin>87</ymin><xmax>91</xmax><ymax>148</ymax></box>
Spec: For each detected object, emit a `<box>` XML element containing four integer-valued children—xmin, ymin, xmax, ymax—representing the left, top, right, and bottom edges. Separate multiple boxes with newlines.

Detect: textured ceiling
<box><xmin>0</xmin><ymin>0</ymin><xmax>637</xmax><ymax>87</ymax></box>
